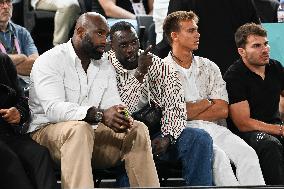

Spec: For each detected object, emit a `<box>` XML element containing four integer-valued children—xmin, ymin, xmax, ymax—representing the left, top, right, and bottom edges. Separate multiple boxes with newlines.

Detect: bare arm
<box><xmin>280</xmin><ymin>91</ymin><xmax>284</xmax><ymax>121</ymax></box>
<box><xmin>147</xmin><ymin>0</ymin><xmax>153</xmax><ymax>15</ymax></box>
<box><xmin>186</xmin><ymin>99</ymin><xmax>212</xmax><ymax>120</ymax></box>
<box><xmin>9</xmin><ymin>53</ymin><xmax>38</xmax><ymax>75</ymax></box>
<box><xmin>192</xmin><ymin>99</ymin><xmax>228</xmax><ymax>121</ymax></box>
<box><xmin>229</xmin><ymin>100</ymin><xmax>282</xmax><ymax>135</ymax></box>
<box><xmin>98</xmin><ymin>0</ymin><xmax>136</xmax><ymax>19</ymax></box>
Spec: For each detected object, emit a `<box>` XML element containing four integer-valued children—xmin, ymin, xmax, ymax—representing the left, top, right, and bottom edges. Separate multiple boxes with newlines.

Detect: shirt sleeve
<box><xmin>224</xmin><ymin>71</ymin><xmax>247</xmax><ymax>105</ymax></box>
<box><xmin>18</xmin><ymin>27</ymin><xmax>38</xmax><ymax>56</ymax></box>
<box><xmin>149</xmin><ymin>57</ymin><xmax>187</xmax><ymax>139</ymax></box>
<box><xmin>31</xmin><ymin>54</ymin><xmax>91</xmax><ymax>123</ymax></box>
<box><xmin>3</xmin><ymin>54</ymin><xmax>30</xmax><ymax>126</ymax></box>
<box><xmin>207</xmin><ymin>61</ymin><xmax>228</xmax><ymax>102</ymax></box>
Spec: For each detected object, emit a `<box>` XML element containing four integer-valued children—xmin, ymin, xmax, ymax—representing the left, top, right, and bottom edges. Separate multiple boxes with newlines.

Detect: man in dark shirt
<box><xmin>224</xmin><ymin>23</ymin><xmax>284</xmax><ymax>185</ymax></box>
<box><xmin>0</xmin><ymin>52</ymin><xmax>57</xmax><ymax>189</ymax></box>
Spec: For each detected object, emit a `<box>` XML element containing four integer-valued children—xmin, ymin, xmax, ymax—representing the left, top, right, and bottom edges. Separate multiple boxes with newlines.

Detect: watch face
<box><xmin>94</xmin><ymin>111</ymin><xmax>103</xmax><ymax>123</ymax></box>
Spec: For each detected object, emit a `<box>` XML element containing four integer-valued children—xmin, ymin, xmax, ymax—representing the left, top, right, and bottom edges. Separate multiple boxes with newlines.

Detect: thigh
<box><xmin>31</xmin><ymin>121</ymin><xmax>92</xmax><ymax>163</ymax></box>
<box><xmin>0</xmin><ymin>139</ymin><xmax>34</xmax><ymax>189</ymax></box>
<box><xmin>240</xmin><ymin>131</ymin><xmax>282</xmax><ymax>153</ymax></box>
<box><xmin>92</xmin><ymin>123</ymin><xmax>125</xmax><ymax>169</ymax></box>
<box><xmin>213</xmin><ymin>127</ymin><xmax>255</xmax><ymax>162</ymax></box>
<box><xmin>7</xmin><ymin>135</ymin><xmax>50</xmax><ymax>166</ymax></box>
<box><xmin>36</xmin><ymin>0</ymin><xmax>79</xmax><ymax>10</ymax></box>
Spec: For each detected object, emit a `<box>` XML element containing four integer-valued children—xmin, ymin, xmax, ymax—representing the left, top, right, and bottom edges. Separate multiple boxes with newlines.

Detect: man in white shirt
<box><xmin>28</xmin><ymin>12</ymin><xmax>159</xmax><ymax>189</ymax></box>
<box><xmin>163</xmin><ymin>11</ymin><xmax>265</xmax><ymax>186</ymax></box>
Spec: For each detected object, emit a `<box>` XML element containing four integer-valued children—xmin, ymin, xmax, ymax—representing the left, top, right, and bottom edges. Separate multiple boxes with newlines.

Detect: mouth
<box><xmin>96</xmin><ymin>46</ymin><xmax>106</xmax><ymax>53</ymax></box>
<box><xmin>126</xmin><ymin>54</ymin><xmax>137</xmax><ymax>62</ymax></box>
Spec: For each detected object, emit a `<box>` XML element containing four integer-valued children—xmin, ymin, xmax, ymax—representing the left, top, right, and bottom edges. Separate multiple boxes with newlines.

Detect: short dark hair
<box><xmin>235</xmin><ymin>23</ymin><xmax>267</xmax><ymax>48</ymax></box>
<box><xmin>163</xmin><ymin>11</ymin><xmax>199</xmax><ymax>45</ymax></box>
<box><xmin>109</xmin><ymin>21</ymin><xmax>135</xmax><ymax>41</ymax></box>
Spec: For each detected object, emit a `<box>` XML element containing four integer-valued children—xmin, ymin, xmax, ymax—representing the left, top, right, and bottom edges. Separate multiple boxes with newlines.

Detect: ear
<box><xmin>237</xmin><ymin>47</ymin><xmax>246</xmax><ymax>57</ymax></box>
<box><xmin>171</xmin><ymin>32</ymin><xmax>178</xmax><ymax>42</ymax></box>
<box><xmin>76</xmin><ymin>27</ymin><xmax>85</xmax><ymax>39</ymax></box>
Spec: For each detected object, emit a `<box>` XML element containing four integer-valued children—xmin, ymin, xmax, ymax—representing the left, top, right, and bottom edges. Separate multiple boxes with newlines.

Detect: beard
<box><xmin>82</xmin><ymin>35</ymin><xmax>104</xmax><ymax>60</ymax></box>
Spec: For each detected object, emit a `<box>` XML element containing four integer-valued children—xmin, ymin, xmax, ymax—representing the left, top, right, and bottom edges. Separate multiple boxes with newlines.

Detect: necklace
<box><xmin>170</xmin><ymin>51</ymin><xmax>184</xmax><ymax>63</ymax></box>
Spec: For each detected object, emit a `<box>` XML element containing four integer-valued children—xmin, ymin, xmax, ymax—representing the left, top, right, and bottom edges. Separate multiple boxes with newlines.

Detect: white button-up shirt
<box><xmin>28</xmin><ymin>40</ymin><xmax>122</xmax><ymax>132</ymax></box>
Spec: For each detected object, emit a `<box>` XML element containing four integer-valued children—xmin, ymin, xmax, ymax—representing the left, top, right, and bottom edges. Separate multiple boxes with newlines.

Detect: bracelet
<box><xmin>280</xmin><ymin>123</ymin><xmax>284</xmax><ymax>136</ymax></box>
<box><xmin>207</xmin><ymin>99</ymin><xmax>213</xmax><ymax>105</ymax></box>
<box><xmin>135</xmin><ymin>69</ymin><xmax>145</xmax><ymax>77</ymax></box>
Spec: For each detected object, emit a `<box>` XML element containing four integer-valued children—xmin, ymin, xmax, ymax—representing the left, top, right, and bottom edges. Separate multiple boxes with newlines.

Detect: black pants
<box><xmin>240</xmin><ymin>131</ymin><xmax>284</xmax><ymax>185</ymax></box>
<box><xmin>0</xmin><ymin>134</ymin><xmax>57</xmax><ymax>189</ymax></box>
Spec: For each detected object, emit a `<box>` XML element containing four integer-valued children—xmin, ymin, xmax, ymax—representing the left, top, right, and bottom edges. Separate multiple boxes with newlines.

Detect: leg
<box><xmin>212</xmin><ymin>144</ymin><xmax>239</xmax><ymax>186</ymax></box>
<box><xmin>241</xmin><ymin>131</ymin><xmax>284</xmax><ymax>185</ymax></box>
<box><xmin>31</xmin><ymin>121</ymin><xmax>94</xmax><ymax>189</ymax></box>
<box><xmin>92</xmin><ymin>121</ymin><xmax>160</xmax><ymax>187</ymax></box>
<box><xmin>213</xmin><ymin>127</ymin><xmax>265</xmax><ymax>185</ymax></box>
<box><xmin>8</xmin><ymin>135</ymin><xmax>57</xmax><ymax>189</ymax></box>
<box><xmin>35</xmin><ymin>0</ymin><xmax>81</xmax><ymax>45</ymax></box>
<box><xmin>174</xmin><ymin>127</ymin><xmax>213</xmax><ymax>186</ymax></box>
<box><xmin>0</xmin><ymin>139</ymin><xmax>34</xmax><ymax>189</ymax></box>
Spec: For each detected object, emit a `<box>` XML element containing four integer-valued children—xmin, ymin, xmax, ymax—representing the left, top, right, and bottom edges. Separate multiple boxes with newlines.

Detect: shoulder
<box><xmin>33</xmin><ymin>44</ymin><xmax>69</xmax><ymax>70</ymax></box>
<box><xmin>10</xmin><ymin>22</ymin><xmax>30</xmax><ymax>35</ymax></box>
<box><xmin>195</xmin><ymin>56</ymin><xmax>221</xmax><ymax>73</ymax></box>
<box><xmin>223</xmin><ymin>60</ymin><xmax>245</xmax><ymax>81</ymax></box>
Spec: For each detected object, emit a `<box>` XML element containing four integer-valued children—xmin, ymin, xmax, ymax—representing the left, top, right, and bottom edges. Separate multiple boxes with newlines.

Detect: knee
<box><xmin>67</xmin><ymin>121</ymin><xmax>94</xmax><ymax>140</ymax></box>
<box><xmin>59</xmin><ymin>3</ymin><xmax>80</xmax><ymax>14</ymax></box>
<box><xmin>182</xmin><ymin>127</ymin><xmax>213</xmax><ymax>147</ymax></box>
<box><xmin>128</xmin><ymin>121</ymin><xmax>150</xmax><ymax>141</ymax></box>
<box><xmin>261</xmin><ymin>137</ymin><xmax>283</xmax><ymax>152</ymax></box>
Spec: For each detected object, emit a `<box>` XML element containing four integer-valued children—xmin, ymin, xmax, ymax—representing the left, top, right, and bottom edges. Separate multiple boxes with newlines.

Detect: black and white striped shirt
<box><xmin>107</xmin><ymin>49</ymin><xmax>187</xmax><ymax>139</ymax></box>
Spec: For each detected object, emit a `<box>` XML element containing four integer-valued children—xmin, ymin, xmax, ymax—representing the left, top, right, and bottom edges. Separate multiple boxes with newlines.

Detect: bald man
<box><xmin>28</xmin><ymin>12</ymin><xmax>159</xmax><ymax>189</ymax></box>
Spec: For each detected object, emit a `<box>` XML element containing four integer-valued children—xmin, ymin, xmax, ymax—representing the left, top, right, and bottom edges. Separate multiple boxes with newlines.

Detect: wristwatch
<box><xmin>94</xmin><ymin>110</ymin><xmax>104</xmax><ymax>123</ymax></box>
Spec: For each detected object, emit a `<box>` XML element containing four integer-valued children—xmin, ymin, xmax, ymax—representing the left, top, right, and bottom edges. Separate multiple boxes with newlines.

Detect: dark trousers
<box><xmin>240</xmin><ymin>131</ymin><xmax>284</xmax><ymax>185</ymax></box>
<box><xmin>0</xmin><ymin>134</ymin><xmax>57</xmax><ymax>189</ymax></box>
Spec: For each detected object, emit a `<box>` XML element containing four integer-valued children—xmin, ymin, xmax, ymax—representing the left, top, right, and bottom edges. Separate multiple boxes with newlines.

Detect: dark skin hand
<box><xmin>136</xmin><ymin>45</ymin><xmax>153</xmax><ymax>74</ymax></box>
<box><xmin>151</xmin><ymin>135</ymin><xmax>170</xmax><ymax>156</ymax></box>
<box><xmin>0</xmin><ymin>107</ymin><xmax>21</xmax><ymax>125</ymax></box>
<box><xmin>134</xmin><ymin>45</ymin><xmax>153</xmax><ymax>82</ymax></box>
<box><xmin>102</xmin><ymin>104</ymin><xmax>134</xmax><ymax>133</ymax></box>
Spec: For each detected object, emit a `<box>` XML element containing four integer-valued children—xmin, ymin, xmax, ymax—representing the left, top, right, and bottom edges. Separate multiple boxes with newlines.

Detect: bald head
<box><xmin>75</xmin><ymin>12</ymin><xmax>107</xmax><ymax>31</ymax></box>
<box><xmin>72</xmin><ymin>12</ymin><xmax>109</xmax><ymax>60</ymax></box>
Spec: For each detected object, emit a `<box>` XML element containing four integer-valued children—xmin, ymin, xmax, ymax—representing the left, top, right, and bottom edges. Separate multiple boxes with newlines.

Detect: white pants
<box><xmin>34</xmin><ymin>0</ymin><xmax>81</xmax><ymax>45</ymax></box>
<box><xmin>187</xmin><ymin>120</ymin><xmax>265</xmax><ymax>186</ymax></box>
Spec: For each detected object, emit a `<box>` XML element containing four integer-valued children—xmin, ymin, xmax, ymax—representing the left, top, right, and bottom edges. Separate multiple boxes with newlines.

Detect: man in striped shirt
<box><xmin>107</xmin><ymin>21</ymin><xmax>214</xmax><ymax>186</ymax></box>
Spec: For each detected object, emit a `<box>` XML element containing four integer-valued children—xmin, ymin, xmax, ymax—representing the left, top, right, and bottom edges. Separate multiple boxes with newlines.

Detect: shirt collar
<box><xmin>237</xmin><ymin>58</ymin><xmax>272</xmax><ymax>76</ymax></box>
<box><xmin>66</xmin><ymin>39</ymin><xmax>78</xmax><ymax>65</ymax></box>
<box><xmin>107</xmin><ymin>49</ymin><xmax>144</xmax><ymax>74</ymax></box>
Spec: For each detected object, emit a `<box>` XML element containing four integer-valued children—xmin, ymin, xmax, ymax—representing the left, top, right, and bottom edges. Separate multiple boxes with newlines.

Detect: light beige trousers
<box><xmin>35</xmin><ymin>0</ymin><xmax>81</xmax><ymax>45</ymax></box>
<box><xmin>31</xmin><ymin>120</ymin><xmax>159</xmax><ymax>189</ymax></box>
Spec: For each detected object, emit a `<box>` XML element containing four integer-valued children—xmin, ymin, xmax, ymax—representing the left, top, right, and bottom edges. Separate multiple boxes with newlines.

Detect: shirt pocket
<box><xmin>89</xmin><ymin>79</ymin><xmax>109</xmax><ymax>108</ymax></box>
<box><xmin>64</xmin><ymin>79</ymin><xmax>80</xmax><ymax>103</ymax></box>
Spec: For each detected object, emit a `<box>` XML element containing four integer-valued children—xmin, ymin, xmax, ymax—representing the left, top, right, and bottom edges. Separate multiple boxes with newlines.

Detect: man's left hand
<box><xmin>0</xmin><ymin>107</ymin><xmax>21</xmax><ymax>125</ymax></box>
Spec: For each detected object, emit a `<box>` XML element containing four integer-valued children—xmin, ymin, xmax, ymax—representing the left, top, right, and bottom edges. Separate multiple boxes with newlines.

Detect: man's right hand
<box><xmin>102</xmin><ymin>104</ymin><xmax>133</xmax><ymax>133</ymax></box>
<box><xmin>136</xmin><ymin>45</ymin><xmax>153</xmax><ymax>75</ymax></box>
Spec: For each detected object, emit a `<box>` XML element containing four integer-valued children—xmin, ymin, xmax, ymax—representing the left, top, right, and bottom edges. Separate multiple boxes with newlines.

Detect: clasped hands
<box><xmin>102</xmin><ymin>104</ymin><xmax>134</xmax><ymax>133</ymax></box>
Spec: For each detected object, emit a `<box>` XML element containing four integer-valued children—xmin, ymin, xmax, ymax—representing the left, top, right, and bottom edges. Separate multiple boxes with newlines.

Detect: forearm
<box><xmin>192</xmin><ymin>100</ymin><xmax>228</xmax><ymax>121</ymax></box>
<box><xmin>8</xmin><ymin>54</ymin><xmax>26</xmax><ymax>66</ymax></box>
<box><xmin>16</xmin><ymin>54</ymin><xmax>38</xmax><ymax>75</ymax></box>
<box><xmin>236</xmin><ymin>118</ymin><xmax>283</xmax><ymax>136</ymax></box>
<box><xmin>280</xmin><ymin>95</ymin><xmax>284</xmax><ymax>121</ymax></box>
<box><xmin>99</xmin><ymin>0</ymin><xmax>135</xmax><ymax>19</ymax></box>
<box><xmin>186</xmin><ymin>99</ymin><xmax>211</xmax><ymax>120</ymax></box>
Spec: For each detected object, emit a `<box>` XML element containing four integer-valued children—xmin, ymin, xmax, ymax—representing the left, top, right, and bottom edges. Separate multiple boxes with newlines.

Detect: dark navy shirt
<box><xmin>224</xmin><ymin>59</ymin><xmax>284</xmax><ymax>133</ymax></box>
